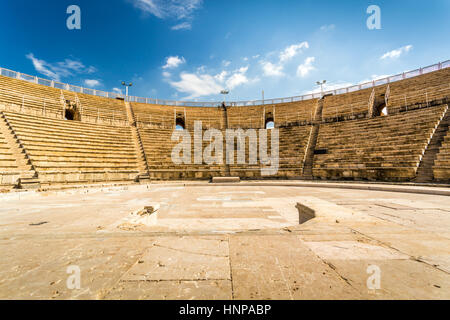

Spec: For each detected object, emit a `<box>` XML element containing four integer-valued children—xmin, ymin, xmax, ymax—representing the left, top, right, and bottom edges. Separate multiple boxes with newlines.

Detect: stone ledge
<box><xmin>211</xmin><ymin>177</ymin><xmax>240</xmax><ymax>183</ymax></box>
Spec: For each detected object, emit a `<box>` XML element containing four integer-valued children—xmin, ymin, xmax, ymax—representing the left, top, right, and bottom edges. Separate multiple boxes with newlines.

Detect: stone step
<box><xmin>212</xmin><ymin>177</ymin><xmax>240</xmax><ymax>183</ymax></box>
<box><xmin>17</xmin><ymin>177</ymin><xmax>40</xmax><ymax>190</ymax></box>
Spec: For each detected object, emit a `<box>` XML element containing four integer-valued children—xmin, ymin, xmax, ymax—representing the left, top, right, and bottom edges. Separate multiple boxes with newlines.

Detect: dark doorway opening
<box><xmin>265</xmin><ymin>112</ymin><xmax>274</xmax><ymax>129</ymax></box>
<box><xmin>373</xmin><ymin>102</ymin><xmax>388</xmax><ymax>117</ymax></box>
<box><xmin>65</xmin><ymin>109</ymin><xmax>76</xmax><ymax>120</ymax></box>
<box><xmin>176</xmin><ymin>117</ymin><xmax>185</xmax><ymax>130</ymax></box>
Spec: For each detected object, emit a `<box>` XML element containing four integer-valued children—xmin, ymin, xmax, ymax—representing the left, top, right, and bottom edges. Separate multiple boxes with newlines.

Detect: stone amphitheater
<box><xmin>0</xmin><ymin>62</ymin><xmax>449</xmax><ymax>300</ymax></box>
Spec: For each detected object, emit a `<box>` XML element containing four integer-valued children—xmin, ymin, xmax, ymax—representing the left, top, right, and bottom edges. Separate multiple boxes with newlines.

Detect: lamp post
<box><xmin>121</xmin><ymin>81</ymin><xmax>133</xmax><ymax>100</ymax></box>
<box><xmin>220</xmin><ymin>89</ymin><xmax>229</xmax><ymax>106</ymax></box>
<box><xmin>316</xmin><ymin>80</ymin><xmax>326</xmax><ymax>98</ymax></box>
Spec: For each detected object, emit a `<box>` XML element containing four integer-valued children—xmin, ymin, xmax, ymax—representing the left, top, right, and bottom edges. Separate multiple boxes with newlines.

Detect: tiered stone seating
<box><xmin>76</xmin><ymin>92</ymin><xmax>128</xmax><ymax>123</ymax></box>
<box><xmin>3</xmin><ymin>112</ymin><xmax>139</xmax><ymax>185</ymax></box>
<box><xmin>131</xmin><ymin>102</ymin><xmax>175</xmax><ymax>128</ymax></box>
<box><xmin>229</xmin><ymin>126</ymin><xmax>310</xmax><ymax>178</ymax></box>
<box><xmin>321</xmin><ymin>87</ymin><xmax>378</xmax><ymax>120</ymax></box>
<box><xmin>139</xmin><ymin>127</ymin><xmax>227</xmax><ymax>180</ymax></box>
<box><xmin>0</xmin><ymin>75</ymin><xmax>128</xmax><ymax>124</ymax></box>
<box><xmin>183</xmin><ymin>106</ymin><xmax>223</xmax><ymax>129</ymax></box>
<box><xmin>319</xmin><ymin>68</ymin><xmax>450</xmax><ymax>120</ymax></box>
<box><xmin>0</xmin><ymin>75</ymin><xmax>62</xmax><ymax>118</ymax></box>
<box><xmin>272</xmin><ymin>99</ymin><xmax>319</xmax><ymax>126</ymax></box>
<box><xmin>227</xmin><ymin>100</ymin><xmax>318</xmax><ymax>129</ymax></box>
<box><xmin>227</xmin><ymin>105</ymin><xmax>266</xmax><ymax>129</ymax></box>
<box><xmin>277</xmin><ymin>126</ymin><xmax>310</xmax><ymax>177</ymax></box>
<box><xmin>132</xmin><ymin>103</ymin><xmax>224</xmax><ymax>129</ymax></box>
<box><xmin>0</xmin><ymin>125</ymin><xmax>20</xmax><ymax>186</ymax></box>
<box><xmin>139</xmin><ymin>124</ymin><xmax>310</xmax><ymax>180</ymax></box>
<box><xmin>0</xmin><ymin>64</ymin><xmax>449</xmax><ymax>185</ymax></box>
<box><xmin>434</xmin><ymin>130</ymin><xmax>450</xmax><ymax>181</ymax></box>
<box><xmin>313</xmin><ymin>105</ymin><xmax>447</xmax><ymax>181</ymax></box>
<box><xmin>388</xmin><ymin>68</ymin><xmax>450</xmax><ymax>109</ymax></box>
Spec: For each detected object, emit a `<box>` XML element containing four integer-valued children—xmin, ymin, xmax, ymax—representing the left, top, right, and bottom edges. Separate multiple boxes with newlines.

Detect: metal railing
<box><xmin>1</xmin><ymin>60</ymin><xmax>449</xmax><ymax>107</ymax></box>
<box><xmin>0</xmin><ymin>99</ymin><xmax>129</xmax><ymax>127</ymax></box>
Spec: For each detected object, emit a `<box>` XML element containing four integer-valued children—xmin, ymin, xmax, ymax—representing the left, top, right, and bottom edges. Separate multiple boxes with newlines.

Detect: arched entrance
<box><xmin>265</xmin><ymin>112</ymin><xmax>275</xmax><ymax>129</ymax></box>
<box><xmin>175</xmin><ymin>117</ymin><xmax>185</xmax><ymax>130</ymax></box>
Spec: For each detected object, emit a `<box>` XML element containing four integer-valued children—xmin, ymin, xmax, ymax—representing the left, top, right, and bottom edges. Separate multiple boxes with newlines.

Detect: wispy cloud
<box><xmin>171</xmin><ymin>22</ymin><xmax>192</xmax><ymax>30</ymax></box>
<box><xmin>359</xmin><ymin>74</ymin><xmax>392</xmax><ymax>84</ymax></box>
<box><xmin>380</xmin><ymin>45</ymin><xmax>413</xmax><ymax>60</ymax></box>
<box><xmin>162</xmin><ymin>56</ymin><xmax>186</xmax><ymax>69</ymax></box>
<box><xmin>304</xmin><ymin>81</ymin><xmax>354</xmax><ymax>95</ymax></box>
<box><xmin>320</xmin><ymin>24</ymin><xmax>335</xmax><ymax>31</ymax></box>
<box><xmin>26</xmin><ymin>53</ymin><xmax>96</xmax><ymax>82</ymax></box>
<box><xmin>113</xmin><ymin>88</ymin><xmax>124</xmax><ymax>95</ymax></box>
<box><xmin>84</xmin><ymin>79</ymin><xmax>101</xmax><ymax>87</ymax></box>
<box><xmin>132</xmin><ymin>0</ymin><xmax>202</xmax><ymax>30</ymax></box>
<box><xmin>304</xmin><ymin>74</ymin><xmax>392</xmax><ymax>95</ymax></box>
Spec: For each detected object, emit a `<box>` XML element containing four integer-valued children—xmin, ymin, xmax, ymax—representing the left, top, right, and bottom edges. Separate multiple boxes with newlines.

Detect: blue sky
<box><xmin>0</xmin><ymin>0</ymin><xmax>449</xmax><ymax>102</ymax></box>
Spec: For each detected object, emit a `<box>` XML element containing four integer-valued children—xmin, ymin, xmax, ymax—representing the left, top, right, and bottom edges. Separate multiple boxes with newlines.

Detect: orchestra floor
<box><xmin>0</xmin><ymin>181</ymin><xmax>449</xmax><ymax>299</ymax></box>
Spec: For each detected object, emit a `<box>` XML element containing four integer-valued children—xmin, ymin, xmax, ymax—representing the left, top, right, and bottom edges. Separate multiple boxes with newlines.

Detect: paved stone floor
<box><xmin>0</xmin><ymin>182</ymin><xmax>449</xmax><ymax>299</ymax></box>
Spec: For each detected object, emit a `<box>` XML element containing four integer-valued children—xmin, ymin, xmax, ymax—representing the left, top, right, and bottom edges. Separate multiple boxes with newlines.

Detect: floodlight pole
<box><xmin>316</xmin><ymin>80</ymin><xmax>326</xmax><ymax>98</ymax></box>
<box><xmin>122</xmin><ymin>82</ymin><xmax>133</xmax><ymax>100</ymax></box>
<box><xmin>221</xmin><ymin>90</ymin><xmax>229</xmax><ymax>106</ymax></box>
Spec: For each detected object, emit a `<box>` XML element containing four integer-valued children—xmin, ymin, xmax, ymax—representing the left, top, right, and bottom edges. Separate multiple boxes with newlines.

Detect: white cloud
<box><xmin>132</xmin><ymin>0</ymin><xmax>202</xmax><ymax>30</ymax></box>
<box><xmin>222</xmin><ymin>60</ymin><xmax>231</xmax><ymax>67</ymax></box>
<box><xmin>113</xmin><ymin>88</ymin><xmax>124</xmax><ymax>95</ymax></box>
<box><xmin>380</xmin><ymin>45</ymin><xmax>413</xmax><ymax>60</ymax></box>
<box><xmin>214</xmin><ymin>70</ymin><xmax>229</xmax><ymax>82</ymax></box>
<box><xmin>320</xmin><ymin>24</ymin><xmax>335</xmax><ymax>31</ymax></box>
<box><xmin>304</xmin><ymin>74</ymin><xmax>391</xmax><ymax>95</ymax></box>
<box><xmin>171</xmin><ymin>22</ymin><xmax>192</xmax><ymax>30</ymax></box>
<box><xmin>162</xmin><ymin>71</ymin><xmax>171</xmax><ymax>78</ymax></box>
<box><xmin>170</xmin><ymin>73</ymin><xmax>223</xmax><ymax>99</ymax></box>
<box><xmin>261</xmin><ymin>61</ymin><xmax>284</xmax><ymax>77</ymax></box>
<box><xmin>296</xmin><ymin>57</ymin><xmax>315</xmax><ymax>77</ymax></box>
<box><xmin>26</xmin><ymin>53</ymin><xmax>96</xmax><ymax>82</ymax></box>
<box><xmin>132</xmin><ymin>0</ymin><xmax>202</xmax><ymax>19</ymax></box>
<box><xmin>170</xmin><ymin>66</ymin><xmax>255</xmax><ymax>99</ymax></box>
<box><xmin>359</xmin><ymin>74</ymin><xmax>392</xmax><ymax>84</ymax></box>
<box><xmin>279</xmin><ymin>42</ymin><xmax>309</xmax><ymax>63</ymax></box>
<box><xmin>162</xmin><ymin>56</ymin><xmax>186</xmax><ymax>69</ymax></box>
<box><xmin>304</xmin><ymin>81</ymin><xmax>354</xmax><ymax>95</ymax></box>
<box><xmin>84</xmin><ymin>79</ymin><xmax>101</xmax><ymax>87</ymax></box>
<box><xmin>196</xmin><ymin>65</ymin><xmax>207</xmax><ymax>73</ymax></box>
<box><xmin>260</xmin><ymin>41</ymin><xmax>310</xmax><ymax>78</ymax></box>
<box><xmin>226</xmin><ymin>67</ymin><xmax>250</xmax><ymax>89</ymax></box>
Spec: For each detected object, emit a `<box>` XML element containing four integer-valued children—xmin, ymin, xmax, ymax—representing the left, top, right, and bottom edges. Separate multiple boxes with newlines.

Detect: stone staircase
<box><xmin>301</xmin><ymin>99</ymin><xmax>324</xmax><ymax>179</ymax></box>
<box><xmin>313</xmin><ymin>105</ymin><xmax>447</xmax><ymax>181</ymax></box>
<box><xmin>0</xmin><ymin>112</ymin><xmax>40</xmax><ymax>189</ymax></box>
<box><xmin>125</xmin><ymin>102</ymin><xmax>150</xmax><ymax>182</ymax></box>
<box><xmin>222</xmin><ymin>104</ymin><xmax>231</xmax><ymax>176</ymax></box>
<box><xmin>415</xmin><ymin>105</ymin><xmax>450</xmax><ymax>182</ymax></box>
<box><xmin>3</xmin><ymin>111</ymin><xmax>139</xmax><ymax>185</ymax></box>
<box><xmin>301</xmin><ymin>126</ymin><xmax>319</xmax><ymax>179</ymax></box>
